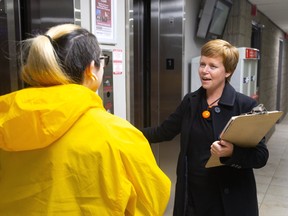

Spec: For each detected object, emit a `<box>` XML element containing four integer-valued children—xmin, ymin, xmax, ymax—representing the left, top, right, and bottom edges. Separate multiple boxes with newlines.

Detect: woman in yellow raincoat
<box><xmin>0</xmin><ymin>23</ymin><xmax>171</xmax><ymax>216</ymax></box>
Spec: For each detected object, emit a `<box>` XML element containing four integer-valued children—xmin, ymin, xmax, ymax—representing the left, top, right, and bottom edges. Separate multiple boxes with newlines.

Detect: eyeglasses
<box><xmin>99</xmin><ymin>55</ymin><xmax>110</xmax><ymax>67</ymax></box>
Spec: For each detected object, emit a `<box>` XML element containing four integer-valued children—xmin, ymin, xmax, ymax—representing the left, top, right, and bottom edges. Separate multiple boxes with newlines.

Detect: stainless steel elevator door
<box><xmin>132</xmin><ymin>0</ymin><xmax>184</xmax><ymax>214</ymax></box>
<box><xmin>151</xmin><ymin>1</ymin><xmax>184</xmax><ymax>214</ymax></box>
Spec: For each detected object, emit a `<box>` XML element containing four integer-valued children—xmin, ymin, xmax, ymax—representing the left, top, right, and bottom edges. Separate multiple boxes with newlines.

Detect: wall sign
<box><xmin>91</xmin><ymin>0</ymin><xmax>116</xmax><ymax>44</ymax></box>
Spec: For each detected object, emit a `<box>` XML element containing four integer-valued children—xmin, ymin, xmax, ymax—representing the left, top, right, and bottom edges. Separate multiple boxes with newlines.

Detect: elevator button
<box><xmin>166</xmin><ymin>58</ymin><xmax>174</xmax><ymax>70</ymax></box>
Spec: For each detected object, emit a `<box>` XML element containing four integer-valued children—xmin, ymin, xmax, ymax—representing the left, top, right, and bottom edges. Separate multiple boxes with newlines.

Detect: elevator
<box><xmin>0</xmin><ymin>0</ymin><xmax>76</xmax><ymax>96</ymax></box>
<box><xmin>131</xmin><ymin>0</ymin><xmax>184</xmax><ymax>213</ymax></box>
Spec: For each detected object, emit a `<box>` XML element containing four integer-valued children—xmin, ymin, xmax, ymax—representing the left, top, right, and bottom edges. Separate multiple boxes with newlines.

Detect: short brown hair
<box><xmin>201</xmin><ymin>39</ymin><xmax>239</xmax><ymax>80</ymax></box>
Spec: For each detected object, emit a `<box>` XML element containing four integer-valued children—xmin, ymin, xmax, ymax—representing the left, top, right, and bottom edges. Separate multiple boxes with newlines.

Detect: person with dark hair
<box><xmin>0</xmin><ymin>23</ymin><xmax>171</xmax><ymax>215</ymax></box>
<box><xmin>141</xmin><ymin>39</ymin><xmax>268</xmax><ymax>216</ymax></box>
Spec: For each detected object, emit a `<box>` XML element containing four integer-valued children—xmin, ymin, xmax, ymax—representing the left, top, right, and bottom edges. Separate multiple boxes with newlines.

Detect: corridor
<box><xmin>256</xmin><ymin>114</ymin><xmax>288</xmax><ymax>215</ymax></box>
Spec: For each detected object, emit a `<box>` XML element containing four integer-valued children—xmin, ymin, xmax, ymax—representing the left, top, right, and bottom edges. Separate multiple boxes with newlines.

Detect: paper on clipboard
<box><xmin>205</xmin><ymin>107</ymin><xmax>283</xmax><ymax>168</ymax></box>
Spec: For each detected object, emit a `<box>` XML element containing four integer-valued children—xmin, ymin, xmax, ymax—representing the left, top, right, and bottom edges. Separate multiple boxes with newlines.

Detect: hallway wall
<box><xmin>223</xmin><ymin>0</ymin><xmax>288</xmax><ymax>118</ymax></box>
<box><xmin>80</xmin><ymin>0</ymin><xmax>127</xmax><ymax>119</ymax></box>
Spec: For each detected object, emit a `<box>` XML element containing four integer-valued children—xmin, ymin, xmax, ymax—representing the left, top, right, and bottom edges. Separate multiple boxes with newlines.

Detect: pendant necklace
<box><xmin>202</xmin><ymin>97</ymin><xmax>221</xmax><ymax>119</ymax></box>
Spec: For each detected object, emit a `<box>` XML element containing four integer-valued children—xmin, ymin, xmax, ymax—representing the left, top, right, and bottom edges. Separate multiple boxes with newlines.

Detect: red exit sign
<box><xmin>245</xmin><ymin>48</ymin><xmax>258</xmax><ymax>59</ymax></box>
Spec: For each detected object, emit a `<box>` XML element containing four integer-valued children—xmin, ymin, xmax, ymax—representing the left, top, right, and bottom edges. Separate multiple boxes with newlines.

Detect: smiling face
<box><xmin>199</xmin><ymin>55</ymin><xmax>231</xmax><ymax>95</ymax></box>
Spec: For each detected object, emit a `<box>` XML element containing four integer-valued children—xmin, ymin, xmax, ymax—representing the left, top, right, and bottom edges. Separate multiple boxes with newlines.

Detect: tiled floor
<box><xmin>162</xmin><ymin>114</ymin><xmax>288</xmax><ymax>216</ymax></box>
<box><xmin>255</xmin><ymin>114</ymin><xmax>288</xmax><ymax>216</ymax></box>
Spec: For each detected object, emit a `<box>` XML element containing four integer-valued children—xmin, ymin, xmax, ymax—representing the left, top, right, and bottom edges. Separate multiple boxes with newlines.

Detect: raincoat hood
<box><xmin>0</xmin><ymin>84</ymin><xmax>104</xmax><ymax>151</ymax></box>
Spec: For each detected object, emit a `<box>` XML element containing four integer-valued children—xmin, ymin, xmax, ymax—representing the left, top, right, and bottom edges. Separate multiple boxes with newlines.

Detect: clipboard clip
<box><xmin>245</xmin><ymin>104</ymin><xmax>268</xmax><ymax>115</ymax></box>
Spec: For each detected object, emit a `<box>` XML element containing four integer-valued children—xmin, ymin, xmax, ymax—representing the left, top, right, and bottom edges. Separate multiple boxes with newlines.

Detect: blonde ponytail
<box><xmin>20</xmin><ymin>23</ymin><xmax>100</xmax><ymax>87</ymax></box>
<box><xmin>21</xmin><ymin>35</ymin><xmax>72</xmax><ymax>87</ymax></box>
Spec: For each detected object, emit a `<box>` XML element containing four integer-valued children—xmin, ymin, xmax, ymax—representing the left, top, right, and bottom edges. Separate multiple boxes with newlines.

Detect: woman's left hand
<box><xmin>210</xmin><ymin>140</ymin><xmax>234</xmax><ymax>157</ymax></box>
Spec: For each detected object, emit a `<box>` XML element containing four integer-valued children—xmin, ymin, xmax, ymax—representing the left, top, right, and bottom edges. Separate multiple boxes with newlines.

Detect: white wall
<box><xmin>183</xmin><ymin>0</ymin><xmax>206</xmax><ymax>95</ymax></box>
<box><xmin>80</xmin><ymin>0</ymin><xmax>127</xmax><ymax>120</ymax></box>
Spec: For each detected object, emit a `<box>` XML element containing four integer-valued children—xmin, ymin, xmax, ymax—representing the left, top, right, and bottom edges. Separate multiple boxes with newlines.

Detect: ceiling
<box><xmin>248</xmin><ymin>0</ymin><xmax>288</xmax><ymax>34</ymax></box>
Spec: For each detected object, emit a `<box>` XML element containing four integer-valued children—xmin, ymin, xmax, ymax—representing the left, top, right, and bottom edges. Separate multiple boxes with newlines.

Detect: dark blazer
<box><xmin>141</xmin><ymin>83</ymin><xmax>269</xmax><ymax>216</ymax></box>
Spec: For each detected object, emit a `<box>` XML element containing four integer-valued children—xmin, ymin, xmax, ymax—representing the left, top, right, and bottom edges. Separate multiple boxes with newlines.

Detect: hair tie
<box><xmin>44</xmin><ymin>34</ymin><xmax>53</xmax><ymax>44</ymax></box>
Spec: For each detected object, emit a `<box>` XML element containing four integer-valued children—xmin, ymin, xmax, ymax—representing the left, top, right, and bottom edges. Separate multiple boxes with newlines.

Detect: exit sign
<box><xmin>245</xmin><ymin>48</ymin><xmax>258</xmax><ymax>59</ymax></box>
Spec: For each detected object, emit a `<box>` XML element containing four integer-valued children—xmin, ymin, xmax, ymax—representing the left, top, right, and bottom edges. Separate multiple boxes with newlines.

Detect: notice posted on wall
<box><xmin>95</xmin><ymin>0</ymin><xmax>115</xmax><ymax>43</ymax></box>
<box><xmin>113</xmin><ymin>49</ymin><xmax>123</xmax><ymax>75</ymax></box>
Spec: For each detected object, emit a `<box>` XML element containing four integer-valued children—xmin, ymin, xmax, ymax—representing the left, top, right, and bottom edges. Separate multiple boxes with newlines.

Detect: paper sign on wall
<box><xmin>113</xmin><ymin>49</ymin><xmax>123</xmax><ymax>75</ymax></box>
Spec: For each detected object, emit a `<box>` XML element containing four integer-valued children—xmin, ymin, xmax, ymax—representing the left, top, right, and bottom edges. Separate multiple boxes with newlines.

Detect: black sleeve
<box><xmin>141</xmin><ymin>94</ymin><xmax>191</xmax><ymax>143</ymax></box>
<box><xmin>221</xmin><ymin>137</ymin><xmax>269</xmax><ymax>169</ymax></box>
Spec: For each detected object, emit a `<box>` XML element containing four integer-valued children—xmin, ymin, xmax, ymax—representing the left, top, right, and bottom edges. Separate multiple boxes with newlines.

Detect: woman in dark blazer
<box><xmin>141</xmin><ymin>39</ymin><xmax>269</xmax><ymax>216</ymax></box>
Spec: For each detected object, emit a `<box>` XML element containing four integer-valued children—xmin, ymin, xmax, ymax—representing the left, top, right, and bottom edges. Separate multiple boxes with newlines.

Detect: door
<box><xmin>0</xmin><ymin>0</ymin><xmax>22</xmax><ymax>95</ymax></box>
<box><xmin>131</xmin><ymin>0</ymin><xmax>184</xmax><ymax>214</ymax></box>
<box><xmin>276</xmin><ymin>40</ymin><xmax>283</xmax><ymax>111</ymax></box>
<box><xmin>0</xmin><ymin>0</ymin><xmax>75</xmax><ymax>96</ymax></box>
<box><xmin>251</xmin><ymin>22</ymin><xmax>262</xmax><ymax>100</ymax></box>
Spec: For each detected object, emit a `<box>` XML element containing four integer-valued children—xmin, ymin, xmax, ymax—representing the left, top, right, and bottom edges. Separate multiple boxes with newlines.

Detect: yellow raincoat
<box><xmin>0</xmin><ymin>84</ymin><xmax>171</xmax><ymax>216</ymax></box>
